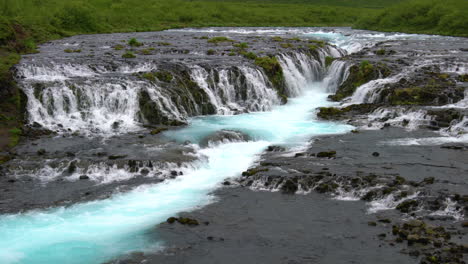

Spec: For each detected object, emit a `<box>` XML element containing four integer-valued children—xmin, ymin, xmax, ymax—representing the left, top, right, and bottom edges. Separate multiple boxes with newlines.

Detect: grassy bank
<box><xmin>0</xmin><ymin>0</ymin><xmax>466</xmax><ymax>151</ymax></box>
<box><xmin>357</xmin><ymin>0</ymin><xmax>468</xmax><ymax>37</ymax></box>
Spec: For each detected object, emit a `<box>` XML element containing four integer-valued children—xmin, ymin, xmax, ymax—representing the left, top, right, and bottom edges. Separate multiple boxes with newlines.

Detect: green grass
<box><xmin>357</xmin><ymin>0</ymin><xmax>468</xmax><ymax>37</ymax></box>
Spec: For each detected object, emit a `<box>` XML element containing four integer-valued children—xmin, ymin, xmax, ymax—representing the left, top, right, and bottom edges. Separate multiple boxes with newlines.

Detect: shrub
<box><xmin>128</xmin><ymin>38</ymin><xmax>143</xmax><ymax>47</ymax></box>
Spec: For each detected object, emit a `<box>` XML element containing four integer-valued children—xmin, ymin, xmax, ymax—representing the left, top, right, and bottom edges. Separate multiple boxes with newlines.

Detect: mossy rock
<box><xmin>427</xmin><ymin>108</ymin><xmax>462</xmax><ymax>128</ymax></box>
<box><xmin>122</xmin><ymin>51</ymin><xmax>136</xmax><ymax>58</ymax></box>
<box><xmin>254</xmin><ymin>56</ymin><xmax>287</xmax><ymax>100</ymax></box>
<box><xmin>325</xmin><ymin>56</ymin><xmax>335</xmax><ymax>67</ymax></box>
<box><xmin>396</xmin><ymin>200</ymin><xmax>419</xmax><ymax>213</ymax></box>
<box><xmin>128</xmin><ymin>38</ymin><xmax>143</xmax><ymax>47</ymax></box>
<box><xmin>330</xmin><ymin>61</ymin><xmax>391</xmax><ymax>101</ymax></box>
<box><xmin>242</xmin><ymin>167</ymin><xmax>269</xmax><ymax>177</ymax></box>
<box><xmin>207</xmin><ymin>37</ymin><xmax>234</xmax><ymax>44</ymax></box>
<box><xmin>317</xmin><ymin>104</ymin><xmax>379</xmax><ymax>120</ymax></box>
<box><xmin>316</xmin><ymin>151</ymin><xmax>336</xmax><ymax>158</ymax></box>
<box><xmin>385</xmin><ymin>73</ymin><xmax>463</xmax><ymax>106</ymax></box>
<box><xmin>281</xmin><ymin>179</ymin><xmax>298</xmax><ymax>194</ymax></box>
<box><xmin>150</xmin><ymin>128</ymin><xmax>168</xmax><ymax>135</ymax></box>
<box><xmin>315</xmin><ymin>182</ymin><xmax>339</xmax><ymax>193</ymax></box>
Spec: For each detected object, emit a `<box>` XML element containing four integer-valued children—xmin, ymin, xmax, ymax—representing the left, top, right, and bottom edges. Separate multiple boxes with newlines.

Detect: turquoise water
<box><xmin>0</xmin><ymin>83</ymin><xmax>352</xmax><ymax>264</ymax></box>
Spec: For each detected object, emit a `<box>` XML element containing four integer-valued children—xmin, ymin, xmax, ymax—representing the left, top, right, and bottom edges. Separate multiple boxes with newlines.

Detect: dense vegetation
<box><xmin>0</xmin><ymin>0</ymin><xmax>466</xmax><ymax>151</ymax></box>
<box><xmin>357</xmin><ymin>0</ymin><xmax>468</xmax><ymax>37</ymax></box>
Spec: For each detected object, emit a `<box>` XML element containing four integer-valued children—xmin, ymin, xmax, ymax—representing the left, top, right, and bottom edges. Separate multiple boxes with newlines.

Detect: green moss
<box><xmin>396</xmin><ymin>200</ymin><xmax>419</xmax><ymax>213</ymax></box>
<box><xmin>330</xmin><ymin>61</ymin><xmax>390</xmax><ymax>101</ymax></box>
<box><xmin>113</xmin><ymin>44</ymin><xmax>125</xmax><ymax>50</ymax></box>
<box><xmin>207</xmin><ymin>49</ymin><xmax>216</xmax><ymax>55</ymax></box>
<box><xmin>141</xmin><ymin>71</ymin><xmax>173</xmax><ymax>82</ymax></box>
<box><xmin>308</xmin><ymin>44</ymin><xmax>318</xmax><ymax>51</ymax></box>
<box><xmin>317</xmin><ymin>107</ymin><xmax>343</xmax><ymax>119</ymax></box>
<box><xmin>122</xmin><ymin>51</ymin><xmax>136</xmax><ymax>58</ymax></box>
<box><xmin>64</xmin><ymin>48</ymin><xmax>81</xmax><ymax>53</ymax></box>
<box><xmin>233</xmin><ymin>42</ymin><xmax>249</xmax><ymax>49</ymax></box>
<box><xmin>8</xmin><ymin>127</ymin><xmax>21</xmax><ymax>147</ymax></box>
<box><xmin>459</xmin><ymin>74</ymin><xmax>468</xmax><ymax>82</ymax></box>
<box><xmin>157</xmin><ymin>42</ymin><xmax>171</xmax><ymax>46</ymax></box>
<box><xmin>280</xmin><ymin>43</ymin><xmax>294</xmax><ymax>48</ymax></box>
<box><xmin>288</xmin><ymin>37</ymin><xmax>302</xmax><ymax>42</ymax></box>
<box><xmin>271</xmin><ymin>36</ymin><xmax>284</xmax><ymax>42</ymax></box>
<box><xmin>207</xmin><ymin>37</ymin><xmax>234</xmax><ymax>44</ymax></box>
<box><xmin>155</xmin><ymin>71</ymin><xmax>173</xmax><ymax>82</ymax></box>
<box><xmin>241</xmin><ymin>51</ymin><xmax>257</xmax><ymax>60</ymax></box>
<box><xmin>376</xmin><ymin>49</ymin><xmax>386</xmax><ymax>55</ymax></box>
<box><xmin>325</xmin><ymin>56</ymin><xmax>335</xmax><ymax>67</ymax></box>
<box><xmin>128</xmin><ymin>38</ymin><xmax>143</xmax><ymax>47</ymax></box>
<box><xmin>242</xmin><ymin>167</ymin><xmax>269</xmax><ymax>177</ymax></box>
<box><xmin>317</xmin><ymin>104</ymin><xmax>379</xmax><ymax>120</ymax></box>
<box><xmin>150</xmin><ymin>127</ymin><xmax>168</xmax><ymax>135</ymax></box>
<box><xmin>138</xmin><ymin>49</ymin><xmax>152</xmax><ymax>55</ymax></box>
<box><xmin>308</xmin><ymin>39</ymin><xmax>326</xmax><ymax>47</ymax></box>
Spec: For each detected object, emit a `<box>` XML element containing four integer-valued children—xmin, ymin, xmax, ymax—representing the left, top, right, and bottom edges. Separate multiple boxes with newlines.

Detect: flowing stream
<box><xmin>1</xmin><ymin>27</ymin><xmax>466</xmax><ymax>264</ymax></box>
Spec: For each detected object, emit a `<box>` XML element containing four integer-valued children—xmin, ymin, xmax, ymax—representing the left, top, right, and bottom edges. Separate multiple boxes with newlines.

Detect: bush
<box><xmin>56</xmin><ymin>3</ymin><xmax>99</xmax><ymax>32</ymax></box>
<box><xmin>128</xmin><ymin>38</ymin><xmax>143</xmax><ymax>47</ymax></box>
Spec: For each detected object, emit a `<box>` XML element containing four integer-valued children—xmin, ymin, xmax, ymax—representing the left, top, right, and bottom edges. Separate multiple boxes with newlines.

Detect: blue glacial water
<box><xmin>0</xmin><ymin>70</ymin><xmax>352</xmax><ymax>264</ymax></box>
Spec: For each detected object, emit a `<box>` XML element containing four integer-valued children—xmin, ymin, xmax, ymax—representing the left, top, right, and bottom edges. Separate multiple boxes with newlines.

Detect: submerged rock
<box><xmin>199</xmin><ymin>130</ymin><xmax>251</xmax><ymax>147</ymax></box>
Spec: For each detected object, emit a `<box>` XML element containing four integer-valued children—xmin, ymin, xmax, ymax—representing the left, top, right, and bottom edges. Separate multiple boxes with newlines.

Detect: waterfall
<box><xmin>22</xmin><ymin>79</ymin><xmax>143</xmax><ymax>135</ymax></box>
<box><xmin>323</xmin><ymin>60</ymin><xmax>350</xmax><ymax>93</ymax></box>
<box><xmin>189</xmin><ymin>65</ymin><xmax>279</xmax><ymax>115</ymax></box>
<box><xmin>18</xmin><ymin>49</ymin><xmax>338</xmax><ymax>135</ymax></box>
<box><xmin>277</xmin><ymin>52</ymin><xmax>323</xmax><ymax>96</ymax></box>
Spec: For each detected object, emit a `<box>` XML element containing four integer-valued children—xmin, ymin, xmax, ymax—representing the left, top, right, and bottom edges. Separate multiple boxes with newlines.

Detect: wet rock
<box><xmin>37</xmin><ymin>149</ymin><xmax>46</xmax><ymax>155</ymax></box>
<box><xmin>79</xmin><ymin>175</ymin><xmax>90</xmax><ymax>180</ymax></box>
<box><xmin>422</xmin><ymin>177</ymin><xmax>435</xmax><ymax>185</ymax></box>
<box><xmin>396</xmin><ymin>200</ymin><xmax>419</xmax><ymax>213</ymax></box>
<box><xmin>108</xmin><ymin>155</ymin><xmax>127</xmax><ymax>160</ymax></box>
<box><xmin>241</xmin><ymin>167</ymin><xmax>268</xmax><ymax>177</ymax></box>
<box><xmin>372</xmin><ymin>152</ymin><xmax>380</xmax><ymax>157</ymax></box>
<box><xmin>150</xmin><ymin>128</ymin><xmax>168</xmax><ymax>135</ymax></box>
<box><xmin>368</xmin><ymin>221</ymin><xmax>377</xmax><ymax>226</ymax></box>
<box><xmin>329</xmin><ymin>61</ymin><xmax>391</xmax><ymax>101</ymax></box>
<box><xmin>316</xmin><ymin>151</ymin><xmax>336</xmax><ymax>158</ymax></box>
<box><xmin>67</xmin><ymin>162</ymin><xmax>77</xmax><ymax>174</ymax></box>
<box><xmin>378</xmin><ymin>219</ymin><xmax>392</xmax><ymax>224</ymax></box>
<box><xmin>170</xmin><ymin>171</ymin><xmax>178</xmax><ymax>177</ymax></box>
<box><xmin>166</xmin><ymin>217</ymin><xmax>199</xmax><ymax>226</ymax></box>
<box><xmin>199</xmin><ymin>130</ymin><xmax>250</xmax><ymax>147</ymax></box>
<box><xmin>267</xmin><ymin>145</ymin><xmax>286</xmax><ymax>152</ymax></box>
<box><xmin>281</xmin><ymin>179</ymin><xmax>298</xmax><ymax>194</ymax></box>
